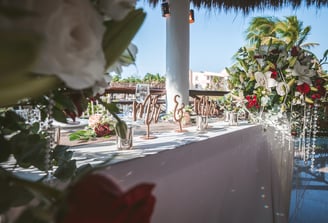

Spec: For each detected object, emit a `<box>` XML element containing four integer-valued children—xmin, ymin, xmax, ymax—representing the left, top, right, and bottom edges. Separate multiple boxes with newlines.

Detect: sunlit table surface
<box><xmin>70</xmin><ymin>120</ymin><xmax>254</xmax><ymax>167</ymax></box>
<box><xmin>4</xmin><ymin>119</ymin><xmax>254</xmax><ymax>180</ymax></box>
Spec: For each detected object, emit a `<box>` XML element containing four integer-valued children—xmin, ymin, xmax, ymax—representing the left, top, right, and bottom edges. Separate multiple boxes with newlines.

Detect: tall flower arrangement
<box><xmin>226</xmin><ymin>16</ymin><xmax>327</xmax><ymax>126</ymax></box>
<box><xmin>0</xmin><ymin>1</ymin><xmax>156</xmax><ymax>222</ymax></box>
<box><xmin>226</xmin><ymin>16</ymin><xmax>328</xmax><ymax>169</ymax></box>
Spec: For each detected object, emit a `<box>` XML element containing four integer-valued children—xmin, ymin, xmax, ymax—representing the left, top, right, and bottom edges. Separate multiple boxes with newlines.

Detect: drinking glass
<box><xmin>135</xmin><ymin>84</ymin><xmax>150</xmax><ymax>103</ymax></box>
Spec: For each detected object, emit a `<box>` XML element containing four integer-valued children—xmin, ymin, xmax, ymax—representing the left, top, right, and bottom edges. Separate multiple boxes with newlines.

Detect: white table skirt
<box><xmin>96</xmin><ymin>124</ymin><xmax>294</xmax><ymax>223</ymax></box>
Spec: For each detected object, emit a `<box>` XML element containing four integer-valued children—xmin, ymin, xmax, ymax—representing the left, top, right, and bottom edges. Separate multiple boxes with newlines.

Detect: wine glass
<box><xmin>135</xmin><ymin>84</ymin><xmax>150</xmax><ymax>104</ymax></box>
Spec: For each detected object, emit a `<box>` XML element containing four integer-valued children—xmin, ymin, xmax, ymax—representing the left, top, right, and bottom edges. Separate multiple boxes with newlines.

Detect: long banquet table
<box><xmin>70</xmin><ymin>121</ymin><xmax>294</xmax><ymax>223</ymax></box>
<box><xmin>7</xmin><ymin>120</ymin><xmax>294</xmax><ymax>223</ymax></box>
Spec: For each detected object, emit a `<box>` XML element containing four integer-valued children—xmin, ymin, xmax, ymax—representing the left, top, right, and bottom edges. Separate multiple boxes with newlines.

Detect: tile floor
<box><xmin>289</xmin><ymin>138</ymin><xmax>328</xmax><ymax>223</ymax></box>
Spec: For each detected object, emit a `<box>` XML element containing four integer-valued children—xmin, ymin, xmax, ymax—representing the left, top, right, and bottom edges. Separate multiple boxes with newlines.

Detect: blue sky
<box><xmin>121</xmin><ymin>2</ymin><xmax>328</xmax><ymax>78</ymax></box>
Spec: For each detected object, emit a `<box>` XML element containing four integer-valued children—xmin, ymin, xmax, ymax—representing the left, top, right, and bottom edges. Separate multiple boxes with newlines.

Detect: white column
<box><xmin>165</xmin><ymin>0</ymin><xmax>190</xmax><ymax>113</ymax></box>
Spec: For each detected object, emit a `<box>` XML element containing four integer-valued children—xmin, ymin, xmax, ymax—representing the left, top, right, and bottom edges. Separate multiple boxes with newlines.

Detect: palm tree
<box><xmin>246</xmin><ymin>16</ymin><xmax>318</xmax><ymax>51</ymax></box>
<box><xmin>246</xmin><ymin>17</ymin><xmax>279</xmax><ymax>46</ymax></box>
<box><xmin>275</xmin><ymin>16</ymin><xmax>317</xmax><ymax>49</ymax></box>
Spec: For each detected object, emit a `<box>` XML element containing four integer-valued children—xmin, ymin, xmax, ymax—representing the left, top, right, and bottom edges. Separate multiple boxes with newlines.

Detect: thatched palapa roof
<box><xmin>146</xmin><ymin>0</ymin><xmax>328</xmax><ymax>14</ymax></box>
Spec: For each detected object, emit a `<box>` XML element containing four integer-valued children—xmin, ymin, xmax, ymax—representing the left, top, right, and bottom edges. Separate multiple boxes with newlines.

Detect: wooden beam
<box><xmin>189</xmin><ymin>89</ymin><xmax>229</xmax><ymax>97</ymax></box>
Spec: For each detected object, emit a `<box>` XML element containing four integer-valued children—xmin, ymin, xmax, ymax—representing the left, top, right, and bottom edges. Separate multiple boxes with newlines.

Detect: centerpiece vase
<box><xmin>116</xmin><ymin>125</ymin><xmax>133</xmax><ymax>150</ymax></box>
<box><xmin>229</xmin><ymin>112</ymin><xmax>238</xmax><ymax>126</ymax></box>
<box><xmin>224</xmin><ymin>110</ymin><xmax>230</xmax><ymax>122</ymax></box>
<box><xmin>196</xmin><ymin>115</ymin><xmax>208</xmax><ymax>131</ymax></box>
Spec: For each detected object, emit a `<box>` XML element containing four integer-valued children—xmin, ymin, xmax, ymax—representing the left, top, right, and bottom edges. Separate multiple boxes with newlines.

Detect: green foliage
<box><xmin>0</xmin><ymin>175</ymin><xmax>34</xmax><ymax>213</ymax></box>
<box><xmin>69</xmin><ymin>129</ymin><xmax>96</xmax><ymax>141</ymax></box>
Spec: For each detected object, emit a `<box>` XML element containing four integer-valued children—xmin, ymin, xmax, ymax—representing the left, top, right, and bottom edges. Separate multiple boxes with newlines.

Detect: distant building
<box><xmin>189</xmin><ymin>70</ymin><xmax>229</xmax><ymax>91</ymax></box>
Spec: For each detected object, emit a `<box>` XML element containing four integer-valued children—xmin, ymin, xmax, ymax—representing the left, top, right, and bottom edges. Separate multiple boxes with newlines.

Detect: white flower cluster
<box><xmin>0</xmin><ymin>0</ymin><xmax>135</xmax><ymax>91</ymax></box>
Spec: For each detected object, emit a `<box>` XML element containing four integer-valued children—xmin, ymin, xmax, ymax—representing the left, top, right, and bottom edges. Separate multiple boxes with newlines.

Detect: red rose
<box><xmin>317</xmin><ymin>85</ymin><xmax>326</xmax><ymax>96</ymax></box>
<box><xmin>246</xmin><ymin>95</ymin><xmax>259</xmax><ymax>109</ymax></box>
<box><xmin>311</xmin><ymin>93</ymin><xmax>321</xmax><ymax>99</ymax></box>
<box><xmin>315</xmin><ymin>78</ymin><xmax>326</xmax><ymax>96</ymax></box>
<box><xmin>296</xmin><ymin>83</ymin><xmax>311</xmax><ymax>94</ymax></box>
<box><xmin>315</xmin><ymin>78</ymin><xmax>325</xmax><ymax>86</ymax></box>
<box><xmin>94</xmin><ymin>123</ymin><xmax>112</xmax><ymax>137</ymax></box>
<box><xmin>57</xmin><ymin>174</ymin><xmax>156</xmax><ymax>223</ymax></box>
<box><xmin>270</xmin><ymin>68</ymin><xmax>278</xmax><ymax>79</ymax></box>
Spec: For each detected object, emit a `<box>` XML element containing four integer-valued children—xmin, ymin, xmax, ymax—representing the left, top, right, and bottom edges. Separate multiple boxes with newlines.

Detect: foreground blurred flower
<box><xmin>0</xmin><ymin>0</ymin><xmax>146</xmax><ymax>107</ymax></box>
<box><xmin>0</xmin><ymin>1</ymin><xmax>149</xmax><ymax>222</ymax></box>
<box><xmin>58</xmin><ymin>174</ymin><xmax>156</xmax><ymax>223</ymax></box>
<box><xmin>1</xmin><ymin>0</ymin><xmax>106</xmax><ymax>90</ymax></box>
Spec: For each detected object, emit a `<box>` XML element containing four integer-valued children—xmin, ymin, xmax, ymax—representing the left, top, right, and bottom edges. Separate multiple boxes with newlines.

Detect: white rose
<box><xmin>1</xmin><ymin>0</ymin><xmax>106</xmax><ymax>90</ymax></box>
<box><xmin>99</xmin><ymin>0</ymin><xmax>136</xmax><ymax>20</ymax></box>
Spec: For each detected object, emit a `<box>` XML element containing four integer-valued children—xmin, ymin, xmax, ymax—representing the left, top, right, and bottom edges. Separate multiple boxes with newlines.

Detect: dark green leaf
<box><xmin>101</xmin><ymin>101</ymin><xmax>120</xmax><ymax>114</ymax></box>
<box><xmin>53</xmin><ymin>160</ymin><xmax>76</xmax><ymax>181</ymax></box>
<box><xmin>30</xmin><ymin>122</ymin><xmax>40</xmax><ymax>134</ymax></box>
<box><xmin>15</xmin><ymin>207</ymin><xmax>50</xmax><ymax>223</ymax></box>
<box><xmin>52</xmin><ymin>107</ymin><xmax>67</xmax><ymax>123</ymax></box>
<box><xmin>0</xmin><ymin>135</ymin><xmax>11</xmax><ymax>162</ymax></box>
<box><xmin>9</xmin><ymin>185</ymin><xmax>34</xmax><ymax>207</ymax></box>
<box><xmin>53</xmin><ymin>90</ymin><xmax>76</xmax><ymax>111</ymax></box>
<box><xmin>0</xmin><ymin>177</ymin><xmax>11</xmax><ymax>213</ymax></box>
<box><xmin>1</xmin><ymin>110</ymin><xmax>26</xmax><ymax>131</ymax></box>
<box><xmin>11</xmin><ymin>133</ymin><xmax>47</xmax><ymax>170</ymax></box>
<box><xmin>52</xmin><ymin>145</ymin><xmax>73</xmax><ymax>165</ymax></box>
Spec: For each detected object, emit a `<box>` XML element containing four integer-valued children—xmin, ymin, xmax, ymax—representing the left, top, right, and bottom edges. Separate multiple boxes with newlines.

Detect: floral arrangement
<box><xmin>227</xmin><ymin>45</ymin><xmax>327</xmax><ymax>113</ymax></box>
<box><xmin>226</xmin><ymin>16</ymin><xmax>328</xmax><ymax>126</ymax></box>
<box><xmin>0</xmin><ymin>0</ymin><xmax>156</xmax><ymax>222</ymax></box>
<box><xmin>68</xmin><ymin>114</ymin><xmax>115</xmax><ymax>141</ymax></box>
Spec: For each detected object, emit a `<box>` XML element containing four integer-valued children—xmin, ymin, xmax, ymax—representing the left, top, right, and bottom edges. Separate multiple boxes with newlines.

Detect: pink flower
<box><xmin>88</xmin><ymin>114</ymin><xmax>102</xmax><ymax>128</ymax></box>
